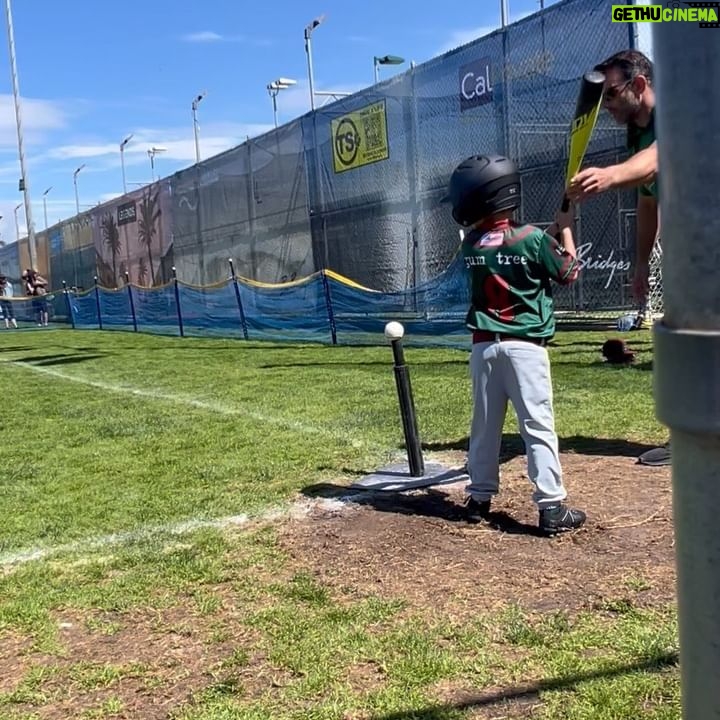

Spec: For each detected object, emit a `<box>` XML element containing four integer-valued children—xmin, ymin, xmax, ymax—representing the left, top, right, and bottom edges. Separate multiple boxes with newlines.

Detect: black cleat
<box><xmin>539</xmin><ymin>504</ymin><xmax>586</xmax><ymax>535</ymax></box>
<box><xmin>463</xmin><ymin>497</ymin><xmax>491</xmax><ymax>523</ymax></box>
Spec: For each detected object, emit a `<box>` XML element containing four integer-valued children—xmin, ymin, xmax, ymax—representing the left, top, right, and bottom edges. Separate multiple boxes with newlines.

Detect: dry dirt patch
<box><xmin>280</xmin><ymin>451</ymin><xmax>675</xmax><ymax>615</ymax></box>
<box><xmin>1</xmin><ymin>451</ymin><xmax>675</xmax><ymax>719</ymax></box>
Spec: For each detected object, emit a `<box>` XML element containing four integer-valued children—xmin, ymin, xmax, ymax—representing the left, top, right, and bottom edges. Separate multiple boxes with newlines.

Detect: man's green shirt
<box><xmin>627</xmin><ymin>107</ymin><xmax>658</xmax><ymax>199</ymax></box>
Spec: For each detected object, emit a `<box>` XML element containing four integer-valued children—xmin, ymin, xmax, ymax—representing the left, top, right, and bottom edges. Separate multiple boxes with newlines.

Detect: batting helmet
<box><xmin>442</xmin><ymin>154</ymin><xmax>521</xmax><ymax>227</ymax></box>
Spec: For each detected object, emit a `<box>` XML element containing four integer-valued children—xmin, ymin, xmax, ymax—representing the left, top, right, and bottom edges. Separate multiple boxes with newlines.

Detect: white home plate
<box><xmin>351</xmin><ymin>462</ymin><xmax>469</xmax><ymax>492</ymax></box>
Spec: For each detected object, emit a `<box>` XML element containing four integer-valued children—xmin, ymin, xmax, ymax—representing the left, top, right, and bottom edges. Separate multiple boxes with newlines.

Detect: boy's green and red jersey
<box><xmin>461</xmin><ymin>219</ymin><xmax>578</xmax><ymax>339</ymax></box>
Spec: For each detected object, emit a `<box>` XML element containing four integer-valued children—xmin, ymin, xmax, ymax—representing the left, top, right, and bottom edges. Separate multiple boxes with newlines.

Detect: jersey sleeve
<box><xmin>536</xmin><ymin>231</ymin><xmax>579</xmax><ymax>285</ymax></box>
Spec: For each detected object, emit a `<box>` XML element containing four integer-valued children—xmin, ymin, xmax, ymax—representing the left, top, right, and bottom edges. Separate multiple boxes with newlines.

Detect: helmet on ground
<box><xmin>442</xmin><ymin>154</ymin><xmax>521</xmax><ymax>227</ymax></box>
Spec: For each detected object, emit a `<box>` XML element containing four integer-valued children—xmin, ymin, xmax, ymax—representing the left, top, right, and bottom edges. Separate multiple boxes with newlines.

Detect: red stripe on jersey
<box><xmin>505</xmin><ymin>224</ymin><xmax>535</xmax><ymax>247</ymax></box>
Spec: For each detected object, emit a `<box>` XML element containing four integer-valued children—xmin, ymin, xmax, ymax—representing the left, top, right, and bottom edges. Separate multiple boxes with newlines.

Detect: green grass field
<box><xmin>0</xmin><ymin>327</ymin><xmax>679</xmax><ymax>719</ymax></box>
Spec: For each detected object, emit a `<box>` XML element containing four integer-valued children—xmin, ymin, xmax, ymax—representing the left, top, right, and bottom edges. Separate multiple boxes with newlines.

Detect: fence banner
<box><xmin>38</xmin><ymin>0</ymin><xmax>648</xmax><ymax>319</ymax></box>
<box><xmin>92</xmin><ymin>180</ymin><xmax>174</xmax><ymax>288</ymax></box>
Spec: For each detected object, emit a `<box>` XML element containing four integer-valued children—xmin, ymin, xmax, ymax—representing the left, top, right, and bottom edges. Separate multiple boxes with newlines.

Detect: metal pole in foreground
<box><xmin>652</xmin><ymin>22</ymin><xmax>720</xmax><ymax>720</ymax></box>
<box><xmin>384</xmin><ymin>321</ymin><xmax>425</xmax><ymax>477</ymax></box>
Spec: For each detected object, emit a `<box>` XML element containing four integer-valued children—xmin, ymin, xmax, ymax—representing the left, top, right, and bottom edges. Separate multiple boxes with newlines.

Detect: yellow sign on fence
<box><xmin>331</xmin><ymin>100</ymin><xmax>389</xmax><ymax>174</ymax></box>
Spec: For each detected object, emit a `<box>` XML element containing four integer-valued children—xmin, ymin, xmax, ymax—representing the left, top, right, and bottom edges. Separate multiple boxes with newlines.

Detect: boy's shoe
<box><xmin>463</xmin><ymin>497</ymin><xmax>491</xmax><ymax>523</ymax></box>
<box><xmin>539</xmin><ymin>504</ymin><xmax>586</xmax><ymax>535</ymax></box>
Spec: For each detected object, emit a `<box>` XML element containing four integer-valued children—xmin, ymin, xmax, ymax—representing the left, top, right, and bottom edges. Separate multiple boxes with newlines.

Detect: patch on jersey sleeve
<box><xmin>473</xmin><ymin>230</ymin><xmax>505</xmax><ymax>249</ymax></box>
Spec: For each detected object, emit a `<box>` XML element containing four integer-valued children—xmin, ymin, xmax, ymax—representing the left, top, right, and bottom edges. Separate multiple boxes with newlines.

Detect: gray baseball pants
<box><xmin>466</xmin><ymin>338</ymin><xmax>567</xmax><ymax>508</ymax></box>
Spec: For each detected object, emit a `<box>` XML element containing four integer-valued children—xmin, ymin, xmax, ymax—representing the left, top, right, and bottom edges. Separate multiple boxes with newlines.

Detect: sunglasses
<box><xmin>604</xmin><ymin>79</ymin><xmax>633</xmax><ymax>100</ymax></box>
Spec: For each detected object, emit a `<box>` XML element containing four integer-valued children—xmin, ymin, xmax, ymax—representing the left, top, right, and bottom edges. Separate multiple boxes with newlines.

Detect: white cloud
<box><xmin>114</xmin><ymin>123</ymin><xmax>277</xmax><ymax>164</ymax></box>
<box><xmin>181</xmin><ymin>31</ymin><xmax>224</xmax><ymax>43</ymax></box>
<box><xmin>0</xmin><ymin>94</ymin><xmax>68</xmax><ymax>148</ymax></box>
<box><xmin>180</xmin><ymin>31</ymin><xmax>248</xmax><ymax>43</ymax></box>
<box><xmin>272</xmin><ymin>80</ymin><xmax>372</xmax><ymax>118</ymax></box>
<box><xmin>99</xmin><ymin>192</ymin><xmax>123</xmax><ymax>203</ymax></box>
<box><xmin>45</xmin><ymin>143</ymin><xmax>118</xmax><ymax>160</ymax></box>
<box><xmin>39</xmin><ymin>122</ymin><xmax>276</xmax><ymax>171</ymax></box>
<box><xmin>435</xmin><ymin>11</ymin><xmax>535</xmax><ymax>56</ymax></box>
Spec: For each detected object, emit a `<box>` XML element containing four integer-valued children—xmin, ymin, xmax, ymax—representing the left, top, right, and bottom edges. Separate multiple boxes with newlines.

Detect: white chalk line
<box><xmin>0</xmin><ymin>359</ymin><xmax>412</xmax><ymax>567</ymax></box>
<box><xmin>6</xmin><ymin>360</ymin><xmax>366</xmax><ymax>446</ymax></box>
<box><xmin>0</xmin><ymin>493</ymin><xmax>371</xmax><ymax>568</ymax></box>
<box><xmin>0</xmin><ymin>359</ymin><xmax>382</xmax><ymax>567</ymax></box>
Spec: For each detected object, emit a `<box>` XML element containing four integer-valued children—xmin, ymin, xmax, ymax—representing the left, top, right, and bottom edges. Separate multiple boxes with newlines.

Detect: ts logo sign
<box><xmin>334</xmin><ymin>118</ymin><xmax>361</xmax><ymax>168</ymax></box>
<box><xmin>459</xmin><ymin>57</ymin><xmax>494</xmax><ymax>112</ymax></box>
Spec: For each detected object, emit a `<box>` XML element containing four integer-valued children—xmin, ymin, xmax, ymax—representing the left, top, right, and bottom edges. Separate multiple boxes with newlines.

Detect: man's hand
<box><xmin>567</xmin><ymin>166</ymin><xmax>617</xmax><ymax>202</ymax></box>
<box><xmin>632</xmin><ymin>261</ymin><xmax>650</xmax><ymax>303</ymax></box>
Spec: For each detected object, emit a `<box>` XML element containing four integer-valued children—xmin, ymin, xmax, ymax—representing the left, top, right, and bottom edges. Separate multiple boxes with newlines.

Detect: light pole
<box><xmin>373</xmin><ymin>54</ymin><xmax>405</xmax><ymax>84</ymax></box>
<box><xmin>266</xmin><ymin>78</ymin><xmax>297</xmax><ymax>128</ymax></box>
<box><xmin>4</xmin><ymin>0</ymin><xmax>36</xmax><ymax>269</ymax></box>
<box><xmin>42</xmin><ymin>186</ymin><xmax>52</xmax><ymax>229</ymax></box>
<box><xmin>13</xmin><ymin>202</ymin><xmax>21</xmax><ymax>244</ymax></box>
<box><xmin>192</xmin><ymin>92</ymin><xmax>205</xmax><ymax>164</ymax></box>
<box><xmin>147</xmin><ymin>146</ymin><xmax>167</xmax><ymax>182</ymax></box>
<box><xmin>120</xmin><ymin>134</ymin><xmax>133</xmax><ymax>194</ymax></box>
<box><xmin>73</xmin><ymin>164</ymin><xmax>85</xmax><ymax>217</ymax></box>
<box><xmin>500</xmin><ymin>0</ymin><xmax>510</xmax><ymax>26</ymax></box>
<box><xmin>304</xmin><ymin>14</ymin><xmax>325</xmax><ymax>111</ymax></box>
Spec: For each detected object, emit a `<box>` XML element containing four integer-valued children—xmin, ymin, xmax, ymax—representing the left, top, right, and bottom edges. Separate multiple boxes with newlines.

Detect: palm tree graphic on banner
<box><xmin>137</xmin><ymin>190</ymin><xmax>161</xmax><ymax>286</ymax></box>
<box><xmin>101</xmin><ymin>213</ymin><xmax>121</xmax><ymax>286</ymax></box>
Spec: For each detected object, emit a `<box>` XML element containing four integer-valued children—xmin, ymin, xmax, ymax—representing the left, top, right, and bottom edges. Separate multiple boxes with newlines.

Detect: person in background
<box><xmin>0</xmin><ymin>275</ymin><xmax>17</xmax><ymax>328</ymax></box>
<box><xmin>23</xmin><ymin>269</ymin><xmax>49</xmax><ymax>327</ymax></box>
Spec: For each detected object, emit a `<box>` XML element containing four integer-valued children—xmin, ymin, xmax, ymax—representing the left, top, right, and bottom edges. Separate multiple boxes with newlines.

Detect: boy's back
<box><xmin>462</xmin><ymin>219</ymin><xmax>579</xmax><ymax>339</ymax></box>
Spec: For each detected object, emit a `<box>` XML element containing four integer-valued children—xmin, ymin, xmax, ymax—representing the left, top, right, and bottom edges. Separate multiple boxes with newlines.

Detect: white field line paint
<box><xmin>0</xmin><ymin>493</ymin><xmax>371</xmax><ymax>568</ymax></box>
<box><xmin>7</xmin><ymin>360</ymin><xmax>366</xmax><ymax>446</ymax></box>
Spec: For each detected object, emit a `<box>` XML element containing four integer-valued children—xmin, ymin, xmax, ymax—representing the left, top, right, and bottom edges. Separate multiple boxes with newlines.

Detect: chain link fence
<box><xmin>16</xmin><ymin>0</ymin><xmax>656</xmax><ymax>328</ymax></box>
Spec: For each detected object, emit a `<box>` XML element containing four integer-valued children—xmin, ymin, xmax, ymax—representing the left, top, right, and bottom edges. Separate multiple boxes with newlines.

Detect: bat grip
<box><xmin>554</xmin><ymin>194</ymin><xmax>571</xmax><ymax>240</ymax></box>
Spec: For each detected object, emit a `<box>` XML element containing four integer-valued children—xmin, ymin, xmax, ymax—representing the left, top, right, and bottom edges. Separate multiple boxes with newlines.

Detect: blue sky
<box><xmin>0</xmin><ymin>0</ymin><xmax>558</xmax><ymax>242</ymax></box>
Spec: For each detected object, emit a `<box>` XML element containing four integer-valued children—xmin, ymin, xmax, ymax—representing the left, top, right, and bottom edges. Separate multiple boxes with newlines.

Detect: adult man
<box><xmin>567</xmin><ymin>49</ymin><xmax>668</xmax><ymax>467</ymax></box>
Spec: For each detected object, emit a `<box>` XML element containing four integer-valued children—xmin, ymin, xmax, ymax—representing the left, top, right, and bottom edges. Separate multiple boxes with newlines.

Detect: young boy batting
<box><xmin>442</xmin><ymin>154</ymin><xmax>586</xmax><ymax>535</ymax></box>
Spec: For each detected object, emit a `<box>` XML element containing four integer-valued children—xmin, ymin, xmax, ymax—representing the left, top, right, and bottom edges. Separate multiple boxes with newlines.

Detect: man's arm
<box><xmin>608</xmin><ymin>142</ymin><xmax>658</xmax><ymax>189</ymax></box>
<box><xmin>635</xmin><ymin>193</ymin><xmax>659</xmax><ymax>268</ymax></box>
<box><xmin>631</xmin><ymin>194</ymin><xmax>659</xmax><ymax>302</ymax></box>
<box><xmin>567</xmin><ymin>142</ymin><xmax>657</xmax><ymax>201</ymax></box>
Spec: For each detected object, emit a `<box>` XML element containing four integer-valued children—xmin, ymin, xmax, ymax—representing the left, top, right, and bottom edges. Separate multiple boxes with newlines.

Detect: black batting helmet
<box><xmin>442</xmin><ymin>154</ymin><xmax>521</xmax><ymax>227</ymax></box>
